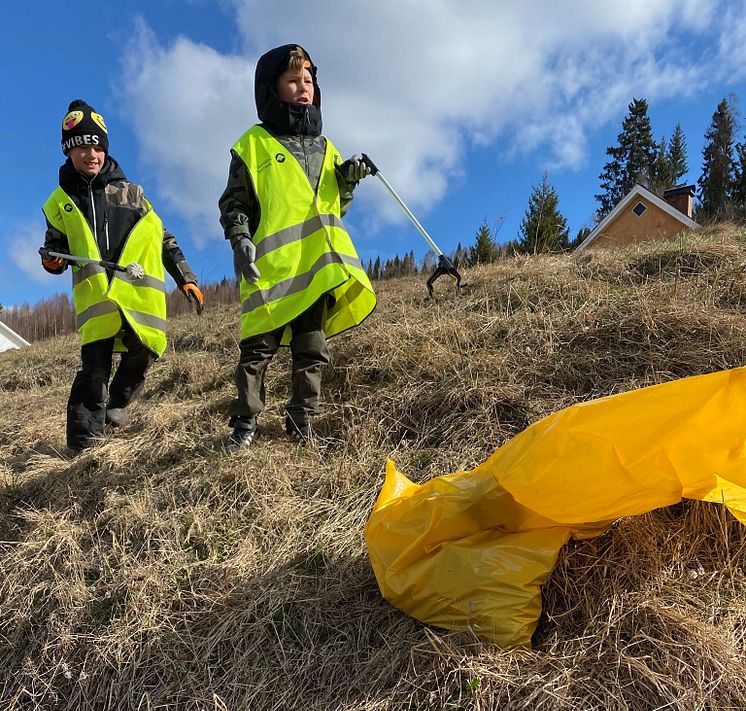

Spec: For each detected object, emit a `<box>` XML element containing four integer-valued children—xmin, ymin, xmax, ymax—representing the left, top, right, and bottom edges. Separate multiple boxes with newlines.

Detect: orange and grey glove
<box><xmin>181</xmin><ymin>282</ymin><xmax>204</xmax><ymax>315</ymax></box>
<box><xmin>40</xmin><ymin>251</ymin><xmax>67</xmax><ymax>275</ymax></box>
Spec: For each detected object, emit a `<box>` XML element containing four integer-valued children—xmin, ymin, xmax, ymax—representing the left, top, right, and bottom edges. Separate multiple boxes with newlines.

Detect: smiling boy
<box><xmin>41</xmin><ymin>99</ymin><xmax>204</xmax><ymax>452</ymax></box>
<box><xmin>219</xmin><ymin>44</ymin><xmax>376</xmax><ymax>448</ymax></box>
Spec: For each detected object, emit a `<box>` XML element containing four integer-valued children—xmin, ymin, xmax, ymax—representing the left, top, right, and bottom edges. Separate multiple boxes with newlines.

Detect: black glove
<box><xmin>338</xmin><ymin>154</ymin><xmax>372</xmax><ymax>182</ymax></box>
<box><xmin>231</xmin><ymin>236</ymin><xmax>260</xmax><ymax>283</ymax></box>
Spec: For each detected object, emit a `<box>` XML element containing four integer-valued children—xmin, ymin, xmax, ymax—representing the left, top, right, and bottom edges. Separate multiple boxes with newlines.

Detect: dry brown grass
<box><xmin>4</xmin><ymin>227</ymin><xmax>746</xmax><ymax>709</ymax></box>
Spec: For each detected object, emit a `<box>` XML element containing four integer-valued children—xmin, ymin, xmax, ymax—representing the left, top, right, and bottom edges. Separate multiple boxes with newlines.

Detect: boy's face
<box><xmin>275</xmin><ymin>67</ymin><xmax>315</xmax><ymax>105</ymax></box>
<box><xmin>69</xmin><ymin>145</ymin><xmax>106</xmax><ymax>177</ymax></box>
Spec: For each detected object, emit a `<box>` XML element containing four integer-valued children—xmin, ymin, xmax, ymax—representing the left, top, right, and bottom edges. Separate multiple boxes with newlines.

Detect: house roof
<box><xmin>0</xmin><ymin>320</ymin><xmax>30</xmax><ymax>352</ymax></box>
<box><xmin>576</xmin><ymin>184</ymin><xmax>700</xmax><ymax>252</ymax></box>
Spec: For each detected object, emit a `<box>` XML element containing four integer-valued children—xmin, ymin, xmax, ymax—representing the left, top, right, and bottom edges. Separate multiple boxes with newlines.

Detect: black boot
<box><xmin>285</xmin><ymin>415</ymin><xmax>310</xmax><ymax>442</ymax></box>
<box><xmin>105</xmin><ymin>407</ymin><xmax>129</xmax><ymax>427</ymax></box>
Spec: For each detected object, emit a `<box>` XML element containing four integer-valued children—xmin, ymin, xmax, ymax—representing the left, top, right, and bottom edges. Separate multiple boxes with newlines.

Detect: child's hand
<box><xmin>231</xmin><ymin>236</ymin><xmax>261</xmax><ymax>283</ymax></box>
<box><xmin>181</xmin><ymin>282</ymin><xmax>205</xmax><ymax>315</ymax></box>
<box><xmin>339</xmin><ymin>155</ymin><xmax>373</xmax><ymax>182</ymax></box>
<box><xmin>40</xmin><ymin>248</ymin><xmax>67</xmax><ymax>275</ymax></box>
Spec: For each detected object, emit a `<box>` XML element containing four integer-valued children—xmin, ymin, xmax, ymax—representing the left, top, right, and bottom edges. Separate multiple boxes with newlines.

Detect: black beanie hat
<box><xmin>61</xmin><ymin>99</ymin><xmax>109</xmax><ymax>156</ymax></box>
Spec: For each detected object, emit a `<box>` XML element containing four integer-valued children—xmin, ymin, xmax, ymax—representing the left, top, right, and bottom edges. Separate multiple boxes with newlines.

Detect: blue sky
<box><xmin>4</xmin><ymin>0</ymin><xmax>746</xmax><ymax>308</ymax></box>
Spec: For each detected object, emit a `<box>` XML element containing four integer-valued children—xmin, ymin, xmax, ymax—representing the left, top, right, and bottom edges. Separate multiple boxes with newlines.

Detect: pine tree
<box><xmin>570</xmin><ymin>226</ymin><xmax>592</xmax><ymax>250</ymax></box>
<box><xmin>451</xmin><ymin>243</ymin><xmax>463</xmax><ymax>268</ymax></box>
<box><xmin>732</xmin><ymin>141</ymin><xmax>746</xmax><ymax>216</ymax></box>
<box><xmin>373</xmin><ymin>256</ymin><xmax>381</xmax><ymax>280</ymax></box>
<box><xmin>458</xmin><ymin>243</ymin><xmax>470</xmax><ymax>266</ymax></box>
<box><xmin>651</xmin><ymin>136</ymin><xmax>670</xmax><ymax>194</ymax></box>
<box><xmin>648</xmin><ymin>123</ymin><xmax>689</xmax><ymax>195</ymax></box>
<box><xmin>402</xmin><ymin>250</ymin><xmax>417</xmax><ymax>276</ymax></box>
<box><xmin>518</xmin><ymin>172</ymin><xmax>570</xmax><ymax>254</ymax></box>
<box><xmin>500</xmin><ymin>239</ymin><xmax>521</xmax><ymax>257</ymax></box>
<box><xmin>453</xmin><ymin>243</ymin><xmax>470</xmax><ymax>267</ymax></box>
<box><xmin>666</xmin><ymin>123</ymin><xmax>688</xmax><ymax>185</ymax></box>
<box><xmin>469</xmin><ymin>219</ymin><xmax>498</xmax><ymax>265</ymax></box>
<box><xmin>698</xmin><ymin>97</ymin><xmax>737</xmax><ymax>220</ymax></box>
<box><xmin>596</xmin><ymin>97</ymin><xmax>658</xmax><ymax>218</ymax></box>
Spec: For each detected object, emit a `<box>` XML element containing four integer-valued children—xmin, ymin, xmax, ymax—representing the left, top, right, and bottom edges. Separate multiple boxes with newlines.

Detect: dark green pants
<box><xmin>229</xmin><ymin>296</ymin><xmax>330</xmax><ymax>425</ymax></box>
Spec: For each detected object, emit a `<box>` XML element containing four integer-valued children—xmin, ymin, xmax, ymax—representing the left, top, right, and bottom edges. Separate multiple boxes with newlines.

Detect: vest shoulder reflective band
<box><xmin>231</xmin><ymin>125</ymin><xmax>376</xmax><ymax>343</ymax></box>
<box><xmin>43</xmin><ymin>187</ymin><xmax>168</xmax><ymax>357</ymax></box>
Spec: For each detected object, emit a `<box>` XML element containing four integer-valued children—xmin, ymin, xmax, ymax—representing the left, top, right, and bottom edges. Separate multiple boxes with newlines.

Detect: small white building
<box><xmin>0</xmin><ymin>320</ymin><xmax>30</xmax><ymax>352</ymax></box>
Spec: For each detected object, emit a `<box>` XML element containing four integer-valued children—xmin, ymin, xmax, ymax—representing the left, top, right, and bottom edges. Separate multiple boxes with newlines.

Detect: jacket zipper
<box><xmin>301</xmin><ymin>107</ymin><xmax>311</xmax><ymax>181</ymax></box>
<box><xmin>88</xmin><ymin>183</ymin><xmax>98</xmax><ymax>247</ymax></box>
<box><xmin>104</xmin><ymin>215</ymin><xmax>110</xmax><ymax>253</ymax></box>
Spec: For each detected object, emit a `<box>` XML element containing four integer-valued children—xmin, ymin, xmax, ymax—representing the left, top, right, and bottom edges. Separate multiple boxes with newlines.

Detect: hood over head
<box><xmin>254</xmin><ymin>44</ymin><xmax>322</xmax><ymax>136</ymax></box>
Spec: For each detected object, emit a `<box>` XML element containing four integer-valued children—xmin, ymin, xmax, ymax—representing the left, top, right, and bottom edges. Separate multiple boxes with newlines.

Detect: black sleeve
<box><xmin>162</xmin><ymin>228</ymin><xmax>198</xmax><ymax>287</ymax></box>
<box><xmin>42</xmin><ymin>218</ymin><xmax>70</xmax><ymax>274</ymax></box>
<box><xmin>218</xmin><ymin>150</ymin><xmax>260</xmax><ymax>244</ymax></box>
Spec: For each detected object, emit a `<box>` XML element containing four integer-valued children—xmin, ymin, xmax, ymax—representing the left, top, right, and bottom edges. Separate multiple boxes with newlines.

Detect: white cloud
<box><xmin>118</xmin><ymin>1</ymin><xmax>745</xmax><ymax>244</ymax></box>
<box><xmin>119</xmin><ymin>18</ymin><xmax>256</xmax><ymax>244</ymax></box>
<box><xmin>717</xmin><ymin>6</ymin><xmax>746</xmax><ymax>83</ymax></box>
<box><xmin>7</xmin><ymin>219</ymin><xmax>49</xmax><ymax>284</ymax></box>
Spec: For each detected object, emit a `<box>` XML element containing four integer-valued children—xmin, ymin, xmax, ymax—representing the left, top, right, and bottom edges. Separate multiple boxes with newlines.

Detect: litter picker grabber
<box><xmin>360</xmin><ymin>153</ymin><xmax>462</xmax><ymax>296</ymax></box>
<box><xmin>39</xmin><ymin>247</ymin><xmax>145</xmax><ymax>280</ymax></box>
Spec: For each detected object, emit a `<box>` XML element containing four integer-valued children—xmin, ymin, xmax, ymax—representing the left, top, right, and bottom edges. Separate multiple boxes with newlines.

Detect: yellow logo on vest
<box><xmin>64</xmin><ymin>203</ymin><xmax>73</xmax><ymax>212</ymax></box>
<box><xmin>62</xmin><ymin>111</ymin><xmax>84</xmax><ymax>131</ymax></box>
<box><xmin>91</xmin><ymin>113</ymin><xmax>108</xmax><ymax>132</ymax></box>
<box><xmin>275</xmin><ymin>153</ymin><xmax>286</xmax><ymax>163</ymax></box>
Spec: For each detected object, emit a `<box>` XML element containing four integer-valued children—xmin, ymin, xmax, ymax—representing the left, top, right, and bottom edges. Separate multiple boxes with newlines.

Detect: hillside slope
<box><xmin>3</xmin><ymin>227</ymin><xmax>746</xmax><ymax>710</ymax></box>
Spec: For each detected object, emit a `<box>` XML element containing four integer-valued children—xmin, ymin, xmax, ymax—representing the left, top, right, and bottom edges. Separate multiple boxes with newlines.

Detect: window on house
<box><xmin>632</xmin><ymin>202</ymin><xmax>647</xmax><ymax>217</ymax></box>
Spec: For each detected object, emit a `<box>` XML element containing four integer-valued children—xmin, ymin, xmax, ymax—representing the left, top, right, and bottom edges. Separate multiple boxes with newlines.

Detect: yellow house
<box><xmin>576</xmin><ymin>184</ymin><xmax>700</xmax><ymax>251</ymax></box>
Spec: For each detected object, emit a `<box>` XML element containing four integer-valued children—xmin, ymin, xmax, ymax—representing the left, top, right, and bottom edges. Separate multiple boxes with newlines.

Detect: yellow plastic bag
<box><xmin>365</xmin><ymin>366</ymin><xmax>746</xmax><ymax>646</ymax></box>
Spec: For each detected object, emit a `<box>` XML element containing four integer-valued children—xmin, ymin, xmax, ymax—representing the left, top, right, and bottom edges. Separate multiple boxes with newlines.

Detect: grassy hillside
<box><xmin>3</xmin><ymin>226</ymin><xmax>746</xmax><ymax>709</ymax></box>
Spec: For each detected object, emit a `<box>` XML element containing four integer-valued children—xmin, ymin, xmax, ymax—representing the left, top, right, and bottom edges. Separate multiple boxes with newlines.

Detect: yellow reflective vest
<box><xmin>43</xmin><ymin>187</ymin><xmax>168</xmax><ymax>357</ymax></box>
<box><xmin>232</xmin><ymin>126</ymin><xmax>376</xmax><ymax>343</ymax></box>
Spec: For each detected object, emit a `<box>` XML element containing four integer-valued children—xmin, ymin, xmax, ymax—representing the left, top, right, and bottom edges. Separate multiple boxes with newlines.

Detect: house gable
<box><xmin>576</xmin><ymin>184</ymin><xmax>700</xmax><ymax>252</ymax></box>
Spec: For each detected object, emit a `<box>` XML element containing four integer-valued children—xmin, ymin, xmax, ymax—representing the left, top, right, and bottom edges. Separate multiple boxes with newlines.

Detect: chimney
<box><xmin>663</xmin><ymin>184</ymin><xmax>695</xmax><ymax>219</ymax></box>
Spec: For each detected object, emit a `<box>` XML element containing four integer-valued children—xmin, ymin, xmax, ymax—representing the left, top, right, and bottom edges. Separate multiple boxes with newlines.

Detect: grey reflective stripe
<box><xmin>241</xmin><ymin>251</ymin><xmax>364</xmax><ymax>314</ymax></box>
<box><xmin>76</xmin><ymin>301</ymin><xmax>119</xmax><ymax>329</ymax></box>
<box><xmin>127</xmin><ymin>309</ymin><xmax>167</xmax><ymax>332</ymax></box>
<box><xmin>337</xmin><ymin>252</ymin><xmax>365</xmax><ymax>274</ymax></box>
<box><xmin>72</xmin><ymin>263</ymin><xmax>106</xmax><ymax>286</ymax></box>
<box><xmin>113</xmin><ymin>272</ymin><xmax>166</xmax><ymax>291</ymax></box>
<box><xmin>256</xmin><ymin>213</ymin><xmax>344</xmax><ymax>259</ymax></box>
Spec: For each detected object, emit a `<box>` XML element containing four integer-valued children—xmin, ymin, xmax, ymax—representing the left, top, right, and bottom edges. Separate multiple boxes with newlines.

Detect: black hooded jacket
<box><xmin>254</xmin><ymin>43</ymin><xmax>323</xmax><ymax>137</ymax></box>
<box><xmin>43</xmin><ymin>156</ymin><xmax>197</xmax><ymax>287</ymax></box>
<box><xmin>219</xmin><ymin>44</ymin><xmax>357</xmax><ymax>242</ymax></box>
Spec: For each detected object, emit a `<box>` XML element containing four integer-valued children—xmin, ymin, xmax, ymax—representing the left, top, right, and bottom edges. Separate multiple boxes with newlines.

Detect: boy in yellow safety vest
<box><xmin>41</xmin><ymin>99</ymin><xmax>204</xmax><ymax>453</ymax></box>
<box><xmin>219</xmin><ymin>44</ymin><xmax>377</xmax><ymax>448</ymax></box>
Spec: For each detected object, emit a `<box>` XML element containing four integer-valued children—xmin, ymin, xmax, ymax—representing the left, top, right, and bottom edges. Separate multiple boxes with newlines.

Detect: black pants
<box><xmin>229</xmin><ymin>296</ymin><xmax>331</xmax><ymax>426</ymax></box>
<box><xmin>67</xmin><ymin>326</ymin><xmax>156</xmax><ymax>449</ymax></box>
